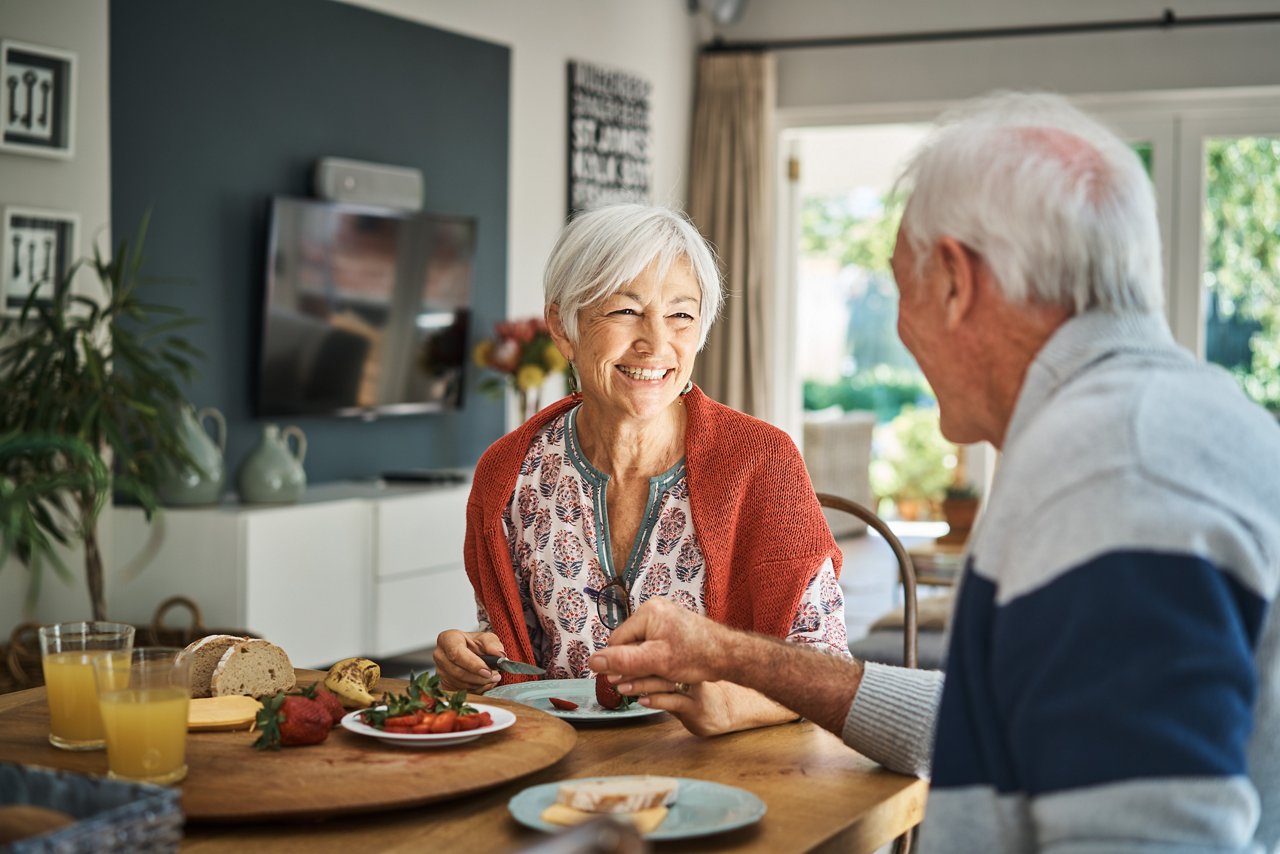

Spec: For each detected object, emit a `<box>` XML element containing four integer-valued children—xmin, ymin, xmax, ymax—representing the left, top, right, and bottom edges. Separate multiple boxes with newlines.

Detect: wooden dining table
<box><xmin>0</xmin><ymin>670</ymin><xmax>927</xmax><ymax>853</ymax></box>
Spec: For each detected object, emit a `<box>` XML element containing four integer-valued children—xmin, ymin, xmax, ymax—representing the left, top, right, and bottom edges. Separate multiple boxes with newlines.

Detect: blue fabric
<box><xmin>933</xmin><ymin>551</ymin><xmax>1266</xmax><ymax>796</ymax></box>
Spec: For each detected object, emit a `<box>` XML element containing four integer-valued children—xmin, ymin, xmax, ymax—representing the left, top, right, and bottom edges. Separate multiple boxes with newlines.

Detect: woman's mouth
<box><xmin>617</xmin><ymin>366</ymin><xmax>670</xmax><ymax>381</ymax></box>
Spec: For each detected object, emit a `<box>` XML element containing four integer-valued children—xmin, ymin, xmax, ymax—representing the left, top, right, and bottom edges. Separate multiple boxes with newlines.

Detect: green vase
<box><xmin>156</xmin><ymin>405</ymin><xmax>227</xmax><ymax>506</ymax></box>
<box><xmin>236</xmin><ymin>424</ymin><xmax>307</xmax><ymax>504</ymax></box>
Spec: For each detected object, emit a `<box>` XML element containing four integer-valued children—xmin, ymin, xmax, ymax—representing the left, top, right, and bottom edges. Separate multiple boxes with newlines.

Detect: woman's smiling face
<box><xmin>551</xmin><ymin>256</ymin><xmax>702</xmax><ymax>423</ymax></box>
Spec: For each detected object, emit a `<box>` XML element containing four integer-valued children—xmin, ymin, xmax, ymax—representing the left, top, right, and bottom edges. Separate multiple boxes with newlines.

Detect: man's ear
<box><xmin>937</xmin><ymin>237</ymin><xmax>978</xmax><ymax>329</ymax></box>
<box><xmin>546</xmin><ymin>304</ymin><xmax>576</xmax><ymax>362</ymax></box>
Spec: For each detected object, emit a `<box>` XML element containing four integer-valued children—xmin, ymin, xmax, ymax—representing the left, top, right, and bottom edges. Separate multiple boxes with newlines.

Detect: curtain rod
<box><xmin>701</xmin><ymin>9</ymin><xmax>1280</xmax><ymax>53</ymax></box>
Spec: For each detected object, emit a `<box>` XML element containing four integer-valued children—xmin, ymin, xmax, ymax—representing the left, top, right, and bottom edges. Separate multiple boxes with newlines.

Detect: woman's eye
<box><xmin>609</xmin><ymin>308</ymin><xmax>638</xmax><ymax>316</ymax></box>
<box><xmin>671</xmin><ymin>313</ymin><xmax>695</xmax><ymax>321</ymax></box>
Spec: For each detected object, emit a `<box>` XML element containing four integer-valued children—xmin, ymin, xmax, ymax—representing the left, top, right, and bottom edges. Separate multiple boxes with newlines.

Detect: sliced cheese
<box><xmin>540</xmin><ymin>804</ymin><xmax>669</xmax><ymax>835</ymax></box>
<box><xmin>188</xmin><ymin>695</ymin><xmax>262</xmax><ymax>731</ymax></box>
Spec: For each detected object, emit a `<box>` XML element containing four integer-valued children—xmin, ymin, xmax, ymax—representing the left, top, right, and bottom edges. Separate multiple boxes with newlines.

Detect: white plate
<box><xmin>509</xmin><ymin>777</ymin><xmax>766</xmax><ymax>839</ymax></box>
<box><xmin>487</xmin><ymin>678</ymin><xmax>665</xmax><ymax>723</ymax></box>
<box><xmin>339</xmin><ymin>703</ymin><xmax>515</xmax><ymax>747</ymax></box>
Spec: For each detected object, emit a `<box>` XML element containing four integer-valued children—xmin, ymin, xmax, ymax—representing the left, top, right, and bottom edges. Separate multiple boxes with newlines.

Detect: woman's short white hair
<box><xmin>898</xmin><ymin>91</ymin><xmax>1163</xmax><ymax>314</ymax></box>
<box><xmin>543</xmin><ymin>203</ymin><xmax>722</xmax><ymax>349</ymax></box>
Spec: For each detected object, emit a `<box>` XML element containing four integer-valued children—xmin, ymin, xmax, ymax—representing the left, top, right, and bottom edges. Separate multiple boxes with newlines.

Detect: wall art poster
<box><xmin>1</xmin><ymin>40</ymin><xmax>76</xmax><ymax>157</ymax></box>
<box><xmin>2</xmin><ymin>207</ymin><xmax>78</xmax><ymax>315</ymax></box>
<box><xmin>566</xmin><ymin>61</ymin><xmax>651</xmax><ymax>216</ymax></box>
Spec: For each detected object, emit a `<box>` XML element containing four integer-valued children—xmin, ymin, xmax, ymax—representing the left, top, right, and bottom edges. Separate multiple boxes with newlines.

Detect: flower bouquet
<box><xmin>473</xmin><ymin>317</ymin><xmax>572</xmax><ymax>422</ymax></box>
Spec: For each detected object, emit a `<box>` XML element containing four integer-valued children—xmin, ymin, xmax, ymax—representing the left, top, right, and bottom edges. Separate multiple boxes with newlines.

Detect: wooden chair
<box><xmin>819</xmin><ymin>492</ymin><xmax>919</xmax><ymax>670</ymax></box>
<box><xmin>819</xmin><ymin>492</ymin><xmax>920</xmax><ymax>853</ymax></box>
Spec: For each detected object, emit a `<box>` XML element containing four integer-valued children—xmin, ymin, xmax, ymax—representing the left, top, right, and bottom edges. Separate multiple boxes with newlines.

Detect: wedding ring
<box><xmin>673</xmin><ymin>681</ymin><xmax>690</xmax><ymax>695</ymax></box>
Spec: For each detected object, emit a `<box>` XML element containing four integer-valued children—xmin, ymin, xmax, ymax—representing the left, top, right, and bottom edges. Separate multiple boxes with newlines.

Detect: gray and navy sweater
<box><xmin>843</xmin><ymin>312</ymin><xmax>1280</xmax><ymax>852</ymax></box>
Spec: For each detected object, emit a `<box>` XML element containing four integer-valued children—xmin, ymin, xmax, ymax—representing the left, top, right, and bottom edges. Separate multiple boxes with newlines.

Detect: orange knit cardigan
<box><xmin>462</xmin><ymin>385</ymin><xmax>842</xmax><ymax>680</ymax></box>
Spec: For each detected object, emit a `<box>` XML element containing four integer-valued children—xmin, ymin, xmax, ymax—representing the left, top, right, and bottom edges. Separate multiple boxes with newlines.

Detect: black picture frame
<box><xmin>2</xmin><ymin>206</ymin><xmax>78</xmax><ymax>316</ymax></box>
<box><xmin>1</xmin><ymin>40</ymin><xmax>76</xmax><ymax>158</ymax></box>
<box><xmin>566</xmin><ymin>60</ymin><xmax>652</xmax><ymax>218</ymax></box>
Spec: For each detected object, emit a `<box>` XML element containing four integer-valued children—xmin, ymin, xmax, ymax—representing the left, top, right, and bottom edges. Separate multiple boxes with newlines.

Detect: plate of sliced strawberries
<box><xmin>339</xmin><ymin>671</ymin><xmax>515</xmax><ymax>747</ymax></box>
<box><xmin>341</xmin><ymin>703</ymin><xmax>515</xmax><ymax>747</ymax></box>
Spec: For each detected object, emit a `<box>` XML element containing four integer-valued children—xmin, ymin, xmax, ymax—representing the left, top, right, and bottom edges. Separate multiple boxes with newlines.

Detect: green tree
<box><xmin>1203</xmin><ymin>137</ymin><xmax>1280</xmax><ymax>411</ymax></box>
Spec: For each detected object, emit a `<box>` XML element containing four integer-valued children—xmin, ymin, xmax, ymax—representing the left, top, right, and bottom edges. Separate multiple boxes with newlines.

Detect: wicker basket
<box><xmin>0</xmin><ymin>762</ymin><xmax>183</xmax><ymax>852</ymax></box>
<box><xmin>145</xmin><ymin>595</ymin><xmax>256</xmax><ymax>648</ymax></box>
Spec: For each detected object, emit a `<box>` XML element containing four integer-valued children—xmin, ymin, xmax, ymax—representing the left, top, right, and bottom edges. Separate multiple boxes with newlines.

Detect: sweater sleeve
<box><xmin>842</xmin><ymin>662</ymin><xmax>943</xmax><ymax>778</ymax></box>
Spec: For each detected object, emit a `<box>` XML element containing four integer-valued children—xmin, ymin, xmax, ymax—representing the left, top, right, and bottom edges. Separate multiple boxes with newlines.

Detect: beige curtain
<box><xmin>688</xmin><ymin>52</ymin><xmax>776</xmax><ymax>419</ymax></box>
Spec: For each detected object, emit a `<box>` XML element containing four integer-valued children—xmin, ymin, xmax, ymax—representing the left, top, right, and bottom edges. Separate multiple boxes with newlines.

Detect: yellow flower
<box><xmin>516</xmin><ymin>364</ymin><xmax>546</xmax><ymax>392</ymax></box>
<box><xmin>472</xmin><ymin>339</ymin><xmax>494</xmax><ymax>367</ymax></box>
<box><xmin>543</xmin><ymin>345</ymin><xmax>569</xmax><ymax>373</ymax></box>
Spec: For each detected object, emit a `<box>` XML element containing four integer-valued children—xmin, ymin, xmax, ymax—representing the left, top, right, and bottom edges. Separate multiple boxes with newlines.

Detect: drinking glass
<box><xmin>93</xmin><ymin>647</ymin><xmax>191</xmax><ymax>784</ymax></box>
<box><xmin>38</xmin><ymin>621</ymin><xmax>136</xmax><ymax>750</ymax></box>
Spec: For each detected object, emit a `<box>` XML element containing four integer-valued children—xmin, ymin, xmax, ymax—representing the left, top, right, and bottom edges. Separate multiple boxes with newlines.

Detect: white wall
<box><xmin>0</xmin><ymin>0</ymin><xmax>111</xmax><ymax>635</ymax></box>
<box><xmin>344</xmin><ymin>0</ymin><xmax>701</xmax><ymax>318</ymax></box>
<box><xmin>715</xmin><ymin>0</ymin><xmax>1280</xmax><ymax>109</ymax></box>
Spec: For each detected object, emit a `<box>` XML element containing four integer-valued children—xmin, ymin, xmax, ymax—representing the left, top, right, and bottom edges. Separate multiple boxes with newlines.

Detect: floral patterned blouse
<box><xmin>475</xmin><ymin>405</ymin><xmax>850</xmax><ymax>679</ymax></box>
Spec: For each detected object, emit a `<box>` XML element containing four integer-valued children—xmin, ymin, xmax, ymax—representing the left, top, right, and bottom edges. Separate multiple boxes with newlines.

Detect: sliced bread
<box><xmin>210</xmin><ymin>638</ymin><xmax>296</xmax><ymax>698</ymax></box>
<box><xmin>177</xmin><ymin>634</ymin><xmax>244</xmax><ymax>698</ymax></box>
<box><xmin>555</xmin><ymin>776</ymin><xmax>679</xmax><ymax>814</ymax></box>
<box><xmin>540</xmin><ymin>804</ymin><xmax>669</xmax><ymax>834</ymax></box>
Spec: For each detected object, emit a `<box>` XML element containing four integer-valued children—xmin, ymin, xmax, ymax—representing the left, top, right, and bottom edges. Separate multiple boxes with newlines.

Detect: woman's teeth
<box><xmin>619</xmin><ymin>366</ymin><xmax>668</xmax><ymax>381</ymax></box>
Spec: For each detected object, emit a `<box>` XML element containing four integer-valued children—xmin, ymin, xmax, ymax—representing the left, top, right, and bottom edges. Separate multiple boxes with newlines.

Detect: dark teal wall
<box><xmin>109</xmin><ymin>0</ymin><xmax>508</xmax><ymax>484</ymax></box>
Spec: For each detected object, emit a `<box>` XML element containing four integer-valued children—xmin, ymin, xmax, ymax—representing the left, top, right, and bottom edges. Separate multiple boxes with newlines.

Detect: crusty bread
<box><xmin>177</xmin><ymin>634</ymin><xmax>244</xmax><ymax>698</ymax></box>
<box><xmin>209</xmin><ymin>638</ymin><xmax>296</xmax><ymax>698</ymax></box>
<box><xmin>555</xmin><ymin>776</ymin><xmax>679</xmax><ymax>814</ymax></box>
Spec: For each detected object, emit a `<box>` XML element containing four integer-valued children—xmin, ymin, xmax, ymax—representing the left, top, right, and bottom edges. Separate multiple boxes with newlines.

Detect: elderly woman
<box><xmin>435</xmin><ymin>203</ymin><xmax>849</xmax><ymax>736</ymax></box>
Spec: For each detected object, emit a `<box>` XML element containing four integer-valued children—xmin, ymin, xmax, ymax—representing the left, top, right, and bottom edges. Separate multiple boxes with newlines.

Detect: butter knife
<box><xmin>478</xmin><ymin>653</ymin><xmax>546</xmax><ymax>676</ymax></box>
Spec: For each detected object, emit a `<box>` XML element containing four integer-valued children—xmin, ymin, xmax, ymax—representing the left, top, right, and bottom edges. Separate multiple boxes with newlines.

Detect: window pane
<box><xmin>795</xmin><ymin>126</ymin><xmax>957</xmax><ymax>521</ymax></box>
<box><xmin>1202</xmin><ymin>136</ymin><xmax>1280</xmax><ymax>412</ymax></box>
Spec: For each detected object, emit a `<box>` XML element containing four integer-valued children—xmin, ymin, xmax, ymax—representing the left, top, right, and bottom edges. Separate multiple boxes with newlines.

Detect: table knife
<box><xmin>478</xmin><ymin>653</ymin><xmax>546</xmax><ymax>675</ymax></box>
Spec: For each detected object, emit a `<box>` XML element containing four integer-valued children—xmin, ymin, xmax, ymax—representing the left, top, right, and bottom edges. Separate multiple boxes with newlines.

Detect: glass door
<box><xmin>1178</xmin><ymin>111</ymin><xmax>1280</xmax><ymax>413</ymax></box>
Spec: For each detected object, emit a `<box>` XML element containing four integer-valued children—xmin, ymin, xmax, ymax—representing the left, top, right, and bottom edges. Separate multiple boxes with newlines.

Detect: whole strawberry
<box><xmin>254</xmin><ymin>692</ymin><xmax>332</xmax><ymax>750</ymax></box>
<box><xmin>302</xmin><ymin>684</ymin><xmax>346</xmax><ymax>727</ymax></box>
<box><xmin>594</xmin><ymin>672</ymin><xmax>635</xmax><ymax>711</ymax></box>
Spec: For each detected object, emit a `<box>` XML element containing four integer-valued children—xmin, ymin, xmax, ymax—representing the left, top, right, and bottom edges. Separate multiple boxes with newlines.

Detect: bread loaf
<box><xmin>177</xmin><ymin>634</ymin><xmax>244</xmax><ymax>698</ymax></box>
<box><xmin>210</xmin><ymin>638</ymin><xmax>296</xmax><ymax>698</ymax></box>
<box><xmin>555</xmin><ymin>776</ymin><xmax>679</xmax><ymax>814</ymax></box>
<box><xmin>0</xmin><ymin>805</ymin><xmax>76</xmax><ymax>845</ymax></box>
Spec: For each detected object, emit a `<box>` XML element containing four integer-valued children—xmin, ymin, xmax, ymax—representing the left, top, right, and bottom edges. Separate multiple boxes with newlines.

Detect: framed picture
<box><xmin>1</xmin><ymin>40</ymin><xmax>76</xmax><ymax>158</ymax></box>
<box><xmin>2</xmin><ymin>206</ymin><xmax>78</xmax><ymax>316</ymax></box>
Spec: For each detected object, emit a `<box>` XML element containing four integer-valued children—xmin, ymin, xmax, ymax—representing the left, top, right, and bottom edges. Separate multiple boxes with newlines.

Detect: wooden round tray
<box><xmin>0</xmin><ymin>672</ymin><xmax>577</xmax><ymax>823</ymax></box>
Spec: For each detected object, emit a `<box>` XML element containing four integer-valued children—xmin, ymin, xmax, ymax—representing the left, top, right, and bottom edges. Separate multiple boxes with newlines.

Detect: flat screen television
<box><xmin>257</xmin><ymin>197</ymin><xmax>475</xmax><ymax>417</ymax></box>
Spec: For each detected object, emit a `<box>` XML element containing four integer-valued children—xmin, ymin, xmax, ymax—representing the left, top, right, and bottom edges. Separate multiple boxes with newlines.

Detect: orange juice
<box><xmin>98</xmin><ymin>686</ymin><xmax>190</xmax><ymax>784</ymax></box>
<box><xmin>43</xmin><ymin>651</ymin><xmax>108</xmax><ymax>748</ymax></box>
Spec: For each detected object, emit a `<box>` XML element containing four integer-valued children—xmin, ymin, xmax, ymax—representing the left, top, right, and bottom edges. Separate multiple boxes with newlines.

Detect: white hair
<box><xmin>898</xmin><ymin>91</ymin><xmax>1163</xmax><ymax>315</ymax></box>
<box><xmin>543</xmin><ymin>203</ymin><xmax>723</xmax><ymax>349</ymax></box>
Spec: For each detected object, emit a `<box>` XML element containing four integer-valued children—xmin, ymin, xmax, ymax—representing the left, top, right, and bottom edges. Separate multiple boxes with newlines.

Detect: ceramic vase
<box><xmin>237</xmin><ymin>424</ymin><xmax>307</xmax><ymax>504</ymax></box>
<box><xmin>156</xmin><ymin>405</ymin><xmax>227</xmax><ymax>506</ymax></box>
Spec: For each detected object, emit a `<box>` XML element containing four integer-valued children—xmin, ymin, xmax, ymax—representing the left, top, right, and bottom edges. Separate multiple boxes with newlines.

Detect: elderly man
<box><xmin>590</xmin><ymin>91</ymin><xmax>1280</xmax><ymax>852</ymax></box>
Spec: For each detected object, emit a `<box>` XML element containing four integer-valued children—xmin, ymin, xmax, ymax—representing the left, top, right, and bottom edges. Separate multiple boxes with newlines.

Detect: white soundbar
<box><xmin>313</xmin><ymin>157</ymin><xmax>424</xmax><ymax>211</ymax></box>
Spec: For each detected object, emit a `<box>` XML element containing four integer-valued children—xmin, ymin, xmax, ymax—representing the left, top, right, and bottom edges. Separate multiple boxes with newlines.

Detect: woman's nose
<box><xmin>633</xmin><ymin>314</ymin><xmax>668</xmax><ymax>354</ymax></box>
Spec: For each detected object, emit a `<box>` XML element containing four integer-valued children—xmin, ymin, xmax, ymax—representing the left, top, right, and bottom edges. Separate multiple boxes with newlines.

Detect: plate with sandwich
<box><xmin>508</xmin><ymin>775</ymin><xmax>766</xmax><ymax>840</ymax></box>
<box><xmin>487</xmin><ymin>678</ymin><xmax>664</xmax><ymax>722</ymax></box>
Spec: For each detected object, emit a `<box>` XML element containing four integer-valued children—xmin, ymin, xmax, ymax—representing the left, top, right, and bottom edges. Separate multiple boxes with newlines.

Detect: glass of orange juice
<box><xmin>93</xmin><ymin>647</ymin><xmax>191</xmax><ymax>785</ymax></box>
<box><xmin>38</xmin><ymin>621</ymin><xmax>136</xmax><ymax>750</ymax></box>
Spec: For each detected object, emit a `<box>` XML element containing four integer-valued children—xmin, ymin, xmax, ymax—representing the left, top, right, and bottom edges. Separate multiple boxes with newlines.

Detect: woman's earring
<box><xmin>568</xmin><ymin>362</ymin><xmax>580</xmax><ymax>394</ymax></box>
<box><xmin>681</xmin><ymin>380</ymin><xmax>693</xmax><ymax>396</ymax></box>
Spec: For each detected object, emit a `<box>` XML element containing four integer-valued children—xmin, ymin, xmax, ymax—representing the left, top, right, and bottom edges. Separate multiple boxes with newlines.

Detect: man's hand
<box><xmin>433</xmin><ymin>629</ymin><xmax>505</xmax><ymax>692</ymax></box>
<box><xmin>588</xmin><ymin>599</ymin><xmax>733</xmax><ymax>688</ymax></box>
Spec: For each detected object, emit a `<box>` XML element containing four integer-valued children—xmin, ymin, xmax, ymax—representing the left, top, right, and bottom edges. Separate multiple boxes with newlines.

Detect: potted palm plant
<box><xmin>0</xmin><ymin>216</ymin><xmax>202</xmax><ymax>620</ymax></box>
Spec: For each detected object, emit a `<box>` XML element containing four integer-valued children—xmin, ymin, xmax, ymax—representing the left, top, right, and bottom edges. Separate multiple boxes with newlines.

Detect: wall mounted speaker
<box><xmin>313</xmin><ymin>157</ymin><xmax>424</xmax><ymax>211</ymax></box>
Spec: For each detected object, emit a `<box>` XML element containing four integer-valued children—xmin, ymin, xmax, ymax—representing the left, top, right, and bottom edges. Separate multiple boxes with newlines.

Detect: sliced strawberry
<box><xmin>549</xmin><ymin>697</ymin><xmax>579</xmax><ymax>711</ymax></box>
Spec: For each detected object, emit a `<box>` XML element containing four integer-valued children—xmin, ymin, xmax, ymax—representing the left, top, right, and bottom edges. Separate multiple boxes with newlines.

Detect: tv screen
<box><xmin>257</xmin><ymin>197</ymin><xmax>475</xmax><ymax>417</ymax></box>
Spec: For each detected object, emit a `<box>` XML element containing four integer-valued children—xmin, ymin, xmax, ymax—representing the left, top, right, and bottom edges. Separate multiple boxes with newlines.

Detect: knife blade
<box><xmin>478</xmin><ymin>653</ymin><xmax>546</xmax><ymax>675</ymax></box>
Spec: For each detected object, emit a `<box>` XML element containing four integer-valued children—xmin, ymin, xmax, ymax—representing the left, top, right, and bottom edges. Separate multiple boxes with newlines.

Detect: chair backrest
<box><xmin>817</xmin><ymin>493</ymin><xmax>919</xmax><ymax>670</ymax></box>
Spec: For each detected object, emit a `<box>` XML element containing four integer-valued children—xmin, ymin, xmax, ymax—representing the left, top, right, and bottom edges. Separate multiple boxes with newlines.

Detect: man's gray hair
<box><xmin>543</xmin><ymin>204</ymin><xmax>723</xmax><ymax>349</ymax></box>
<box><xmin>898</xmin><ymin>91</ymin><xmax>1163</xmax><ymax>315</ymax></box>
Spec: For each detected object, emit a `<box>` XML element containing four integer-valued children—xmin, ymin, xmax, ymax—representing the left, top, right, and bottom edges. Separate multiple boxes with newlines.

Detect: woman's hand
<box><xmin>433</xmin><ymin>629</ymin><xmax>506</xmax><ymax>693</ymax></box>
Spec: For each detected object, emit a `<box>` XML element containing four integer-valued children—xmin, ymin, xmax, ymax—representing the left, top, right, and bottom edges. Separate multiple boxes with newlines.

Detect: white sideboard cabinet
<box><xmin>109</xmin><ymin>480</ymin><xmax>475</xmax><ymax>668</ymax></box>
